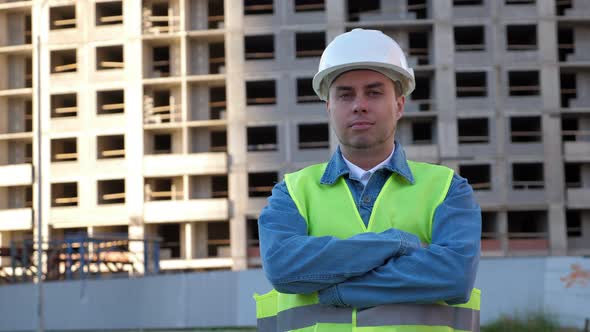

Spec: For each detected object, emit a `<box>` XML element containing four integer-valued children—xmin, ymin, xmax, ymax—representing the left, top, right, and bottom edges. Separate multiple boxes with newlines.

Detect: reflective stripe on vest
<box><xmin>256</xmin><ymin>292</ymin><xmax>481</xmax><ymax>332</ymax></box>
<box><xmin>356</xmin><ymin>303</ymin><xmax>479</xmax><ymax>331</ymax></box>
<box><xmin>255</xmin><ymin>160</ymin><xmax>481</xmax><ymax>331</ymax></box>
<box><xmin>255</xmin><ymin>298</ymin><xmax>353</xmax><ymax>332</ymax></box>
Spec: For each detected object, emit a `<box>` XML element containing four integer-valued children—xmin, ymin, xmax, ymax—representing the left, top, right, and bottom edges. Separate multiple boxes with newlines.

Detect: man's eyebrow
<box><xmin>366</xmin><ymin>82</ymin><xmax>385</xmax><ymax>89</ymax></box>
<box><xmin>333</xmin><ymin>86</ymin><xmax>353</xmax><ymax>91</ymax></box>
<box><xmin>333</xmin><ymin>82</ymin><xmax>385</xmax><ymax>90</ymax></box>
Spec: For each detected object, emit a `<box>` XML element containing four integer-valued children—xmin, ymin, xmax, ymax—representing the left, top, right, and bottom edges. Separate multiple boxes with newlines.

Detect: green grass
<box><xmin>481</xmin><ymin>313</ymin><xmax>582</xmax><ymax>332</ymax></box>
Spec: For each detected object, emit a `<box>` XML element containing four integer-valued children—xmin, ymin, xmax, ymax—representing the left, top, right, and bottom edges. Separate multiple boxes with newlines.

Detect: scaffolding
<box><xmin>0</xmin><ymin>233</ymin><xmax>160</xmax><ymax>284</ymax></box>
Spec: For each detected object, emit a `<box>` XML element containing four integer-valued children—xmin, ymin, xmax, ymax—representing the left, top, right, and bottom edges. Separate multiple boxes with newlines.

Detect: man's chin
<box><xmin>345</xmin><ymin>140</ymin><xmax>376</xmax><ymax>150</ymax></box>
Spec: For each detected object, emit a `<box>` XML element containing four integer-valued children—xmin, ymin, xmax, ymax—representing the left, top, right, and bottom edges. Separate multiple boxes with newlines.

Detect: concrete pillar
<box><xmin>0</xmin><ymin>188</ymin><xmax>6</xmax><ymax>209</ymax></box>
<box><xmin>183</xmin><ymin>175</ymin><xmax>190</xmax><ymax>200</ymax></box>
<box><xmin>124</xmin><ymin>0</ymin><xmax>146</xmax><ymax>272</ymax></box>
<box><xmin>0</xmin><ymin>231</ymin><xmax>11</xmax><ymax>267</ymax></box>
<box><xmin>572</xmin><ymin>26</ymin><xmax>590</xmax><ymax>61</ymax></box>
<box><xmin>432</xmin><ymin>0</ymin><xmax>456</xmax><ymax>164</ymax></box>
<box><xmin>225</xmin><ymin>0</ymin><xmax>248</xmax><ymax>270</ymax></box>
<box><xmin>191</xmin><ymin>0</ymin><xmax>208</xmax><ymax>30</ymax></box>
<box><xmin>572</xmin><ymin>0</ymin><xmax>590</xmax><ymax>11</ymax></box>
<box><xmin>194</xmin><ymin>222</ymin><xmax>208</xmax><ymax>258</ymax></box>
<box><xmin>497</xmin><ymin>211</ymin><xmax>509</xmax><ymax>255</ymax></box>
<box><xmin>0</xmin><ymin>12</ymin><xmax>7</xmax><ymax>46</ymax></box>
<box><xmin>0</xmin><ymin>55</ymin><xmax>5</xmax><ymax>91</ymax></box>
<box><xmin>326</xmin><ymin>0</ymin><xmax>345</xmax><ymax>152</ymax></box>
<box><xmin>7</xmin><ymin>98</ymin><xmax>25</xmax><ymax>133</ymax></box>
<box><xmin>192</xmin><ymin>176</ymin><xmax>212</xmax><ymax>198</ymax></box>
<box><xmin>179</xmin><ymin>0</ymin><xmax>187</xmax><ymax>32</ymax></box>
<box><xmin>31</xmin><ymin>1</ymin><xmax>52</xmax><ymax>275</ymax></box>
<box><xmin>582</xmin><ymin>164</ymin><xmax>590</xmax><ymax>187</ymax></box>
<box><xmin>572</xmin><ymin>73</ymin><xmax>590</xmax><ymax>105</ymax></box>
<box><xmin>582</xmin><ymin>211</ymin><xmax>590</xmax><ymax>246</ymax></box>
<box><xmin>180</xmin><ymin>1</ymin><xmax>189</xmax><ymax>154</ymax></box>
<box><xmin>7</xmin><ymin>187</ymin><xmax>24</xmax><ymax>208</ymax></box>
<box><xmin>0</xmin><ymin>98</ymin><xmax>6</xmax><ymax>135</ymax></box>
<box><xmin>180</xmin><ymin>223</ymin><xmax>189</xmax><ymax>259</ymax></box>
<box><xmin>376</xmin><ymin>0</ymin><xmax>407</xmax><ymax>20</ymax></box>
<box><xmin>548</xmin><ymin>205</ymin><xmax>567</xmax><ymax>255</ymax></box>
<box><xmin>538</xmin><ymin>0</ymin><xmax>567</xmax><ymax>255</ymax></box>
<box><xmin>8</xmin><ymin>55</ymin><xmax>25</xmax><ymax>89</ymax></box>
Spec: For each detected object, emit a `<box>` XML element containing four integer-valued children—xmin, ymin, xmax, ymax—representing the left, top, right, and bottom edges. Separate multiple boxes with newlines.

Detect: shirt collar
<box><xmin>320</xmin><ymin>141</ymin><xmax>416</xmax><ymax>185</ymax></box>
<box><xmin>342</xmin><ymin>145</ymin><xmax>395</xmax><ymax>182</ymax></box>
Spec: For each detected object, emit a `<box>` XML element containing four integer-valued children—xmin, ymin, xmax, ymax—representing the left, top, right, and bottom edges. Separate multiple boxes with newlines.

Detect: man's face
<box><xmin>327</xmin><ymin>70</ymin><xmax>404</xmax><ymax>152</ymax></box>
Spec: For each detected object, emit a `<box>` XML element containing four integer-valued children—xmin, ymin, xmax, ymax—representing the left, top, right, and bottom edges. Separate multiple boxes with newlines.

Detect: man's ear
<box><xmin>395</xmin><ymin>95</ymin><xmax>405</xmax><ymax>120</ymax></box>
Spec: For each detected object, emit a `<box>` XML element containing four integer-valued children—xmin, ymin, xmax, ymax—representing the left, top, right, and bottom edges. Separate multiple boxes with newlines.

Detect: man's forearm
<box><xmin>259</xmin><ymin>182</ymin><xmax>421</xmax><ymax>294</ymax></box>
<box><xmin>318</xmin><ymin>176</ymin><xmax>481</xmax><ymax>307</ymax></box>
<box><xmin>318</xmin><ymin>242</ymin><xmax>479</xmax><ymax>307</ymax></box>
<box><xmin>261</xmin><ymin>220</ymin><xmax>421</xmax><ymax>294</ymax></box>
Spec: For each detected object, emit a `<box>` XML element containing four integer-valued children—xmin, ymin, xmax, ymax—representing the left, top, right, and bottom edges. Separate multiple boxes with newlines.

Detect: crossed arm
<box><xmin>258</xmin><ymin>175</ymin><xmax>481</xmax><ymax>308</ymax></box>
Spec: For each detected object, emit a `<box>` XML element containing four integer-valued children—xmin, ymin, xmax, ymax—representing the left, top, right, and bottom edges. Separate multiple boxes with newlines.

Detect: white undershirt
<box><xmin>342</xmin><ymin>146</ymin><xmax>395</xmax><ymax>187</ymax></box>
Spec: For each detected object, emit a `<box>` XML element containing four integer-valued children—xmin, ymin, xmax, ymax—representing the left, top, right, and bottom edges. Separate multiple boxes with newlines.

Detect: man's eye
<box><xmin>339</xmin><ymin>93</ymin><xmax>352</xmax><ymax>99</ymax></box>
<box><xmin>368</xmin><ymin>90</ymin><xmax>382</xmax><ymax>96</ymax></box>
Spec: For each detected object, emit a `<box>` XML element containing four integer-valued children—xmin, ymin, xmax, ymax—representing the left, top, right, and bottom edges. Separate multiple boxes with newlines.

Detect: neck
<box><xmin>341</xmin><ymin>141</ymin><xmax>394</xmax><ymax>171</ymax></box>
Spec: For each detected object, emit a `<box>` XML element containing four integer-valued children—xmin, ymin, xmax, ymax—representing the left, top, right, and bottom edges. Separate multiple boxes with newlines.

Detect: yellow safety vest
<box><xmin>255</xmin><ymin>160</ymin><xmax>481</xmax><ymax>331</ymax></box>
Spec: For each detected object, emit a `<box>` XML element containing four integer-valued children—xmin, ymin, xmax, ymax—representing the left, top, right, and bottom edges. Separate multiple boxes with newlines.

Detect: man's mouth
<box><xmin>349</xmin><ymin>121</ymin><xmax>374</xmax><ymax>130</ymax></box>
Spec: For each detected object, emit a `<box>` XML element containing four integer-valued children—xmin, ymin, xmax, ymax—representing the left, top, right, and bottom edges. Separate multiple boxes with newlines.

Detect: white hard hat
<box><xmin>312</xmin><ymin>28</ymin><xmax>415</xmax><ymax>101</ymax></box>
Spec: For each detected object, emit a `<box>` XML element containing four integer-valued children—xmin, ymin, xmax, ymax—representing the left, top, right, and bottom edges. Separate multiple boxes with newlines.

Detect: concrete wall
<box><xmin>1</xmin><ymin>257</ymin><xmax>590</xmax><ymax>331</ymax></box>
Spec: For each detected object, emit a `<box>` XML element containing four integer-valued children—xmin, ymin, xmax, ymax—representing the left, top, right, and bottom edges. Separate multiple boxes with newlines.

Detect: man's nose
<box><xmin>352</xmin><ymin>95</ymin><xmax>368</xmax><ymax>113</ymax></box>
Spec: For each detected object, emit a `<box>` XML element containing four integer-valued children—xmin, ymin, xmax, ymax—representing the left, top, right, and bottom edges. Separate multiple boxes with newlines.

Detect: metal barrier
<box><xmin>0</xmin><ymin>233</ymin><xmax>160</xmax><ymax>284</ymax></box>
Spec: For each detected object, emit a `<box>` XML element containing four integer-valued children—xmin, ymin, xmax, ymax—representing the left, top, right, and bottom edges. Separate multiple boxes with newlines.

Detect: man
<box><xmin>255</xmin><ymin>29</ymin><xmax>481</xmax><ymax>332</ymax></box>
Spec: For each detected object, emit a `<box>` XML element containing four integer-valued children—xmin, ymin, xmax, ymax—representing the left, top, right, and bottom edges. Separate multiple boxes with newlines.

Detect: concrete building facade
<box><xmin>1</xmin><ymin>0</ymin><xmax>590</xmax><ymax>278</ymax></box>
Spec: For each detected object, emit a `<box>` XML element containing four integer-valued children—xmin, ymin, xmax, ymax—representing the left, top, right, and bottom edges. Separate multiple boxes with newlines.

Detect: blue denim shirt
<box><xmin>258</xmin><ymin>142</ymin><xmax>481</xmax><ymax>308</ymax></box>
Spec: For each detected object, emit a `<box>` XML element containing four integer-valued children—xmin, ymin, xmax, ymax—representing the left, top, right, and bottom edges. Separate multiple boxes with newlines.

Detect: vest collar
<box><xmin>320</xmin><ymin>142</ymin><xmax>416</xmax><ymax>186</ymax></box>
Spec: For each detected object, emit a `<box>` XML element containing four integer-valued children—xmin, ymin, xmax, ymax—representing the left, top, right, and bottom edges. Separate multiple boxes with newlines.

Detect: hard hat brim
<box><xmin>312</xmin><ymin>62</ymin><xmax>416</xmax><ymax>101</ymax></box>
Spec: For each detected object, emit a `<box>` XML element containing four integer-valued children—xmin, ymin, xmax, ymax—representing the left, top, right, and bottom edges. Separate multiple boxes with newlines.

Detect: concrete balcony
<box><xmin>0</xmin><ymin>208</ymin><xmax>33</xmax><ymax>231</ymax></box>
<box><xmin>504</xmin><ymin>96</ymin><xmax>542</xmax><ymax>110</ymax></box>
<box><xmin>499</xmin><ymin>2</ymin><xmax>537</xmax><ymax>19</ymax></box>
<box><xmin>506</xmin><ymin>189</ymin><xmax>547</xmax><ymax>208</ymax></box>
<box><xmin>508</xmin><ymin>238</ymin><xmax>549</xmax><ymax>255</ymax></box>
<box><xmin>481</xmin><ymin>239</ymin><xmax>502</xmax><ymax>253</ymax></box>
<box><xmin>503</xmin><ymin>51</ymin><xmax>539</xmax><ymax>66</ymax></box>
<box><xmin>564</xmin><ymin>142</ymin><xmax>590</xmax><ymax>162</ymax></box>
<box><xmin>143</xmin><ymin>153</ymin><xmax>227</xmax><ymax>177</ymax></box>
<box><xmin>459</xmin><ymin>143</ymin><xmax>496</xmax><ymax>159</ymax></box>
<box><xmin>243</xmin><ymin>13</ymin><xmax>278</xmax><ymax>30</ymax></box>
<box><xmin>455</xmin><ymin>97</ymin><xmax>493</xmax><ymax>113</ymax></box>
<box><xmin>246</xmin><ymin>150</ymin><xmax>286</xmax><ymax>168</ymax></box>
<box><xmin>247</xmin><ymin>198</ymin><xmax>267</xmax><ymax>216</ymax></box>
<box><xmin>506</xmin><ymin>142</ymin><xmax>544</xmax><ymax>156</ymax></box>
<box><xmin>50</xmin><ymin>161</ymin><xmax>80</xmax><ymax>181</ymax></box>
<box><xmin>94</xmin><ymin>159</ymin><xmax>127</xmax><ymax>177</ymax></box>
<box><xmin>563</xmin><ymin>0</ymin><xmax>590</xmax><ymax>18</ymax></box>
<box><xmin>144</xmin><ymin>198</ymin><xmax>228</xmax><ymax>223</ymax></box>
<box><xmin>49</xmin><ymin>207</ymin><xmax>79</xmax><ymax>227</ymax></box>
<box><xmin>404</xmin><ymin>145</ymin><xmax>439</xmax><ymax>163</ymax></box>
<box><xmin>567</xmin><ymin>188</ymin><xmax>590</xmax><ymax>208</ymax></box>
<box><xmin>0</xmin><ymin>44</ymin><xmax>33</xmax><ymax>54</ymax></box>
<box><xmin>452</xmin><ymin>2</ymin><xmax>490</xmax><ymax>19</ymax></box>
<box><xmin>455</xmin><ymin>51</ymin><xmax>492</xmax><ymax>67</ymax></box>
<box><xmin>160</xmin><ymin>257</ymin><xmax>233</xmax><ymax>270</ymax></box>
<box><xmin>0</xmin><ymin>164</ymin><xmax>32</xmax><ymax>186</ymax></box>
<box><xmin>0</xmin><ymin>87</ymin><xmax>32</xmax><ymax>97</ymax></box>
<box><xmin>50</xmin><ymin>117</ymin><xmax>81</xmax><ymax>133</ymax></box>
<box><xmin>50</xmin><ymin>205</ymin><xmax>128</xmax><ymax>228</ymax></box>
<box><xmin>474</xmin><ymin>190</ymin><xmax>502</xmax><ymax>210</ymax></box>
<box><xmin>243</xmin><ymin>57</ymin><xmax>280</xmax><ymax>75</ymax></box>
<box><xmin>0</xmin><ymin>1</ymin><xmax>33</xmax><ymax>11</ymax></box>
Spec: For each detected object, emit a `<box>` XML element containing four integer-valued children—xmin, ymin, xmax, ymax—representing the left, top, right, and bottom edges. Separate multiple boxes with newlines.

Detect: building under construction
<box><xmin>0</xmin><ymin>0</ymin><xmax>590</xmax><ymax>282</ymax></box>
